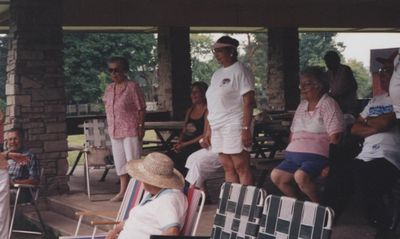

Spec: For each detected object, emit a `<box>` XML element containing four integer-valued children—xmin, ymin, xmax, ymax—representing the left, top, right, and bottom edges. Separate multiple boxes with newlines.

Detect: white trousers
<box><xmin>0</xmin><ymin>169</ymin><xmax>10</xmax><ymax>239</ymax></box>
<box><xmin>185</xmin><ymin>148</ymin><xmax>223</xmax><ymax>188</ymax></box>
<box><xmin>110</xmin><ymin>137</ymin><xmax>142</xmax><ymax>176</ymax></box>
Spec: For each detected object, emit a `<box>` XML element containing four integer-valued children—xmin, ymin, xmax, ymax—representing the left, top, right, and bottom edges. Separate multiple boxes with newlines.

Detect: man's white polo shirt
<box><xmin>118</xmin><ymin>188</ymin><xmax>188</xmax><ymax>239</ymax></box>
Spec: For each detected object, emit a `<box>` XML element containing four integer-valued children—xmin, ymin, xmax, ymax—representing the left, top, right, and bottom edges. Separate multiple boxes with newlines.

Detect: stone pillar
<box><xmin>157</xmin><ymin>27</ymin><xmax>192</xmax><ymax>120</ymax></box>
<box><xmin>6</xmin><ymin>0</ymin><xmax>68</xmax><ymax>194</ymax></box>
<box><xmin>266</xmin><ymin>28</ymin><xmax>300</xmax><ymax>111</ymax></box>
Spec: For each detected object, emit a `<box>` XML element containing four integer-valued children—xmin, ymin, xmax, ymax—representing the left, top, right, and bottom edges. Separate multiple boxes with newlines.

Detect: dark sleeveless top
<box><xmin>181</xmin><ymin>108</ymin><xmax>205</xmax><ymax>142</ymax></box>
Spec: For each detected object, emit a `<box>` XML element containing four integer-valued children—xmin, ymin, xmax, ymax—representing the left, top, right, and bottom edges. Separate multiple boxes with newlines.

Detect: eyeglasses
<box><xmin>108</xmin><ymin>68</ymin><xmax>122</xmax><ymax>73</ymax></box>
<box><xmin>298</xmin><ymin>82</ymin><xmax>315</xmax><ymax>90</ymax></box>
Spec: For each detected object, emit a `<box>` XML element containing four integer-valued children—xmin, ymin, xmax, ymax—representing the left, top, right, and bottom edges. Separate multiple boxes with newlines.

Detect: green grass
<box><xmin>67</xmin><ymin>131</ymin><xmax>158</xmax><ymax>166</ymax></box>
<box><xmin>67</xmin><ymin>135</ymin><xmax>85</xmax><ymax>166</ymax></box>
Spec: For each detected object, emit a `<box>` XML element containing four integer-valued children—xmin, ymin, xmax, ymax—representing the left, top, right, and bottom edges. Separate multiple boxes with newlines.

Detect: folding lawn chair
<box><xmin>210</xmin><ymin>182</ymin><xmax>266</xmax><ymax>239</ymax></box>
<box><xmin>62</xmin><ymin>184</ymin><xmax>205</xmax><ymax>239</ymax></box>
<box><xmin>9</xmin><ymin>168</ymin><xmax>45</xmax><ymax>239</ymax></box>
<box><xmin>65</xmin><ymin>178</ymin><xmax>145</xmax><ymax>239</ymax></box>
<box><xmin>257</xmin><ymin>195</ymin><xmax>335</xmax><ymax>239</ymax></box>
<box><xmin>81</xmin><ymin>119</ymin><xmax>114</xmax><ymax>200</ymax></box>
<box><xmin>181</xmin><ymin>186</ymin><xmax>206</xmax><ymax>236</ymax></box>
<box><xmin>151</xmin><ymin>182</ymin><xmax>267</xmax><ymax>239</ymax></box>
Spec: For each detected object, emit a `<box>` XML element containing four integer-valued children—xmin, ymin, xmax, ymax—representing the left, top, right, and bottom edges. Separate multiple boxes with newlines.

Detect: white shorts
<box><xmin>185</xmin><ymin>148</ymin><xmax>223</xmax><ymax>188</ymax></box>
<box><xmin>210</xmin><ymin>124</ymin><xmax>252</xmax><ymax>154</ymax></box>
<box><xmin>110</xmin><ymin>137</ymin><xmax>142</xmax><ymax>176</ymax></box>
<box><xmin>0</xmin><ymin>170</ymin><xmax>10</xmax><ymax>239</ymax></box>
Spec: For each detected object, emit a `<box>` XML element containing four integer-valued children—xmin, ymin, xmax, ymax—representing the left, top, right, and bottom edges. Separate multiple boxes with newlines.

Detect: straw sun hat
<box><xmin>126</xmin><ymin>152</ymin><xmax>184</xmax><ymax>189</ymax></box>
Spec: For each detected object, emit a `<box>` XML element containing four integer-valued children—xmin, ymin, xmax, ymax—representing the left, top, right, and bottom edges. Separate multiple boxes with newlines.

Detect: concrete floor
<box><xmin>26</xmin><ymin>165</ymin><xmax>393</xmax><ymax>239</ymax></box>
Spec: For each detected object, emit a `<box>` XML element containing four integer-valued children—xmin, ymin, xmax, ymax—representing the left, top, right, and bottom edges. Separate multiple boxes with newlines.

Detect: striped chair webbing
<box><xmin>181</xmin><ymin>186</ymin><xmax>205</xmax><ymax>236</ymax></box>
<box><xmin>84</xmin><ymin>119</ymin><xmax>112</xmax><ymax>148</ymax></box>
<box><xmin>116</xmin><ymin>179</ymin><xmax>145</xmax><ymax>221</ymax></box>
<box><xmin>257</xmin><ymin>195</ymin><xmax>334</xmax><ymax>239</ymax></box>
<box><xmin>211</xmin><ymin>183</ymin><xmax>266</xmax><ymax>239</ymax></box>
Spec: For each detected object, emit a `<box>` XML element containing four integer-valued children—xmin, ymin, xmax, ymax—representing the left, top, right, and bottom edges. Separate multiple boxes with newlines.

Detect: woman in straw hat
<box><xmin>203</xmin><ymin>35</ymin><xmax>256</xmax><ymax>185</ymax></box>
<box><xmin>106</xmin><ymin>152</ymin><xmax>188</xmax><ymax>239</ymax></box>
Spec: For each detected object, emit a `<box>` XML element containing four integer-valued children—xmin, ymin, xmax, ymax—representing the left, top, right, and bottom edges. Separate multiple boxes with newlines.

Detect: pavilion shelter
<box><xmin>0</xmin><ymin>0</ymin><xmax>398</xmax><ymax>194</ymax></box>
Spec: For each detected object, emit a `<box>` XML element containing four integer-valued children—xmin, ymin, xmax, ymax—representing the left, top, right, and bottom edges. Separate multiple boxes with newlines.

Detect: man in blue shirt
<box><xmin>6</xmin><ymin>128</ymin><xmax>40</xmax><ymax>186</ymax></box>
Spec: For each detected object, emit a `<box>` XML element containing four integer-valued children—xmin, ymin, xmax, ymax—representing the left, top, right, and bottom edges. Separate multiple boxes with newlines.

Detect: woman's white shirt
<box><xmin>206</xmin><ymin>62</ymin><xmax>255</xmax><ymax>130</ymax></box>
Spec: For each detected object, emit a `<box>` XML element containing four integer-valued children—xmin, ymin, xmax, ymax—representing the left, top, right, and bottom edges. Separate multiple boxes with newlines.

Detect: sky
<box><xmin>335</xmin><ymin>33</ymin><xmax>400</xmax><ymax>67</ymax></box>
<box><xmin>211</xmin><ymin>32</ymin><xmax>400</xmax><ymax>68</ymax></box>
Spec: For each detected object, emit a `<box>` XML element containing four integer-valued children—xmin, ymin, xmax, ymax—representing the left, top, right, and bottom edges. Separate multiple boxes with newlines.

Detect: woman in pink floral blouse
<box><xmin>103</xmin><ymin>56</ymin><xmax>146</xmax><ymax>202</ymax></box>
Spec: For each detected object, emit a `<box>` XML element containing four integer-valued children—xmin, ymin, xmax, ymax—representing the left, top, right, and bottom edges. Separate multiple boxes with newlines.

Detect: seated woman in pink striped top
<box><xmin>271</xmin><ymin>66</ymin><xmax>344</xmax><ymax>202</ymax></box>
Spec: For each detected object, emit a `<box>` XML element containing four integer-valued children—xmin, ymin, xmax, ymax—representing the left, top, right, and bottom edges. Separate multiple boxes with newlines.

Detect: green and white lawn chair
<box><xmin>151</xmin><ymin>182</ymin><xmax>267</xmax><ymax>239</ymax></box>
<box><xmin>257</xmin><ymin>195</ymin><xmax>335</xmax><ymax>239</ymax></box>
<box><xmin>211</xmin><ymin>182</ymin><xmax>267</xmax><ymax>239</ymax></box>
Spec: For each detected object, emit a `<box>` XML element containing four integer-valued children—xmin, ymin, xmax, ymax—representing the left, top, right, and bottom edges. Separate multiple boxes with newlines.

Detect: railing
<box><xmin>67</xmin><ymin>104</ymin><xmax>103</xmax><ymax>116</ymax></box>
<box><xmin>67</xmin><ymin>102</ymin><xmax>159</xmax><ymax>116</ymax></box>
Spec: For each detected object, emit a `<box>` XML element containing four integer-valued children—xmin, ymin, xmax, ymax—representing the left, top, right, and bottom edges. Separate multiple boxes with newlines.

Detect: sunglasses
<box><xmin>108</xmin><ymin>68</ymin><xmax>122</xmax><ymax>73</ymax></box>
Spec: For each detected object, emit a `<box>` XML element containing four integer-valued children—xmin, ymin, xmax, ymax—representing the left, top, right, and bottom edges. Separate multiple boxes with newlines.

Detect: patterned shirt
<box><xmin>8</xmin><ymin>149</ymin><xmax>40</xmax><ymax>181</ymax></box>
<box><xmin>102</xmin><ymin>80</ymin><xmax>146</xmax><ymax>139</ymax></box>
<box><xmin>286</xmin><ymin>94</ymin><xmax>344</xmax><ymax>157</ymax></box>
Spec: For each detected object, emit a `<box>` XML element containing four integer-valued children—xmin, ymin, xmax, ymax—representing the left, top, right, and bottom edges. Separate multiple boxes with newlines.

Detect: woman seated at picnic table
<box><xmin>167</xmin><ymin>81</ymin><xmax>208</xmax><ymax>176</ymax></box>
<box><xmin>106</xmin><ymin>152</ymin><xmax>187</xmax><ymax>239</ymax></box>
<box><xmin>271</xmin><ymin>66</ymin><xmax>344</xmax><ymax>203</ymax></box>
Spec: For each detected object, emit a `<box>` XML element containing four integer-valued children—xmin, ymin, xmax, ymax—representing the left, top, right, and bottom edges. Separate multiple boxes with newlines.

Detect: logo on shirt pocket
<box><xmin>220</xmin><ymin>78</ymin><xmax>231</xmax><ymax>87</ymax></box>
<box><xmin>372</xmin><ymin>143</ymin><xmax>380</xmax><ymax>151</ymax></box>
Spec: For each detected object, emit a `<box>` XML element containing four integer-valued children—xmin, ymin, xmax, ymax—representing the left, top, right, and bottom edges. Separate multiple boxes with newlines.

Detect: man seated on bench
<box><xmin>106</xmin><ymin>152</ymin><xmax>188</xmax><ymax>239</ymax></box>
<box><xmin>7</xmin><ymin>128</ymin><xmax>40</xmax><ymax>186</ymax></box>
<box><xmin>351</xmin><ymin>59</ymin><xmax>400</xmax><ymax>238</ymax></box>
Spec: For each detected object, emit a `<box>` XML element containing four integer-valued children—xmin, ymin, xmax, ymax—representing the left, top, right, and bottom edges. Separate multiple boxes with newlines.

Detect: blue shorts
<box><xmin>276</xmin><ymin>151</ymin><xmax>328</xmax><ymax>178</ymax></box>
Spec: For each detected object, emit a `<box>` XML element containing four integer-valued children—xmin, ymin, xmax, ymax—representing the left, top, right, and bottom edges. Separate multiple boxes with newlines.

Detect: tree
<box><xmin>240</xmin><ymin>33</ymin><xmax>268</xmax><ymax>107</ymax></box>
<box><xmin>299</xmin><ymin>32</ymin><xmax>345</xmax><ymax>70</ymax></box>
<box><xmin>63</xmin><ymin>33</ymin><xmax>157</xmax><ymax>103</ymax></box>
<box><xmin>346</xmin><ymin>59</ymin><xmax>372</xmax><ymax>98</ymax></box>
<box><xmin>190</xmin><ymin>34</ymin><xmax>219</xmax><ymax>84</ymax></box>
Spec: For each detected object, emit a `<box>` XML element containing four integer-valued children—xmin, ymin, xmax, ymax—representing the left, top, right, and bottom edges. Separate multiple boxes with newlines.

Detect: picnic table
<box><xmin>251</xmin><ymin>113</ymin><xmax>292</xmax><ymax>187</ymax></box>
<box><xmin>144</xmin><ymin>121</ymin><xmax>185</xmax><ymax>151</ymax></box>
